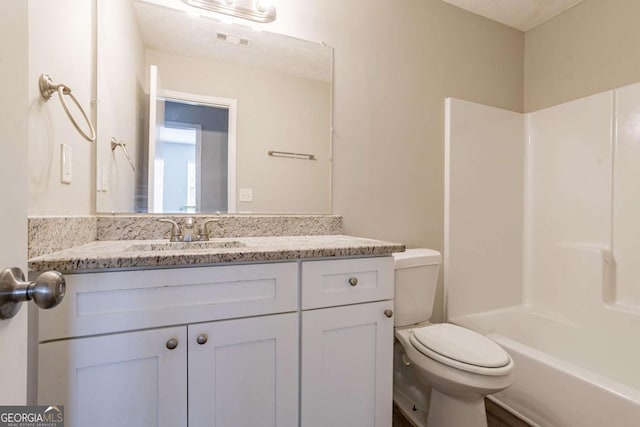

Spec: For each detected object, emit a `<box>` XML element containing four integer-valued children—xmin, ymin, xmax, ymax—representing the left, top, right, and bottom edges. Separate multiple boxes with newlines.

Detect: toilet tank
<box><xmin>393</xmin><ymin>248</ymin><xmax>442</xmax><ymax>327</ymax></box>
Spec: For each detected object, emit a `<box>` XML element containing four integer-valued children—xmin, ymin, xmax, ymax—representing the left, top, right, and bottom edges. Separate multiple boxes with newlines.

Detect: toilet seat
<box><xmin>409</xmin><ymin>323</ymin><xmax>513</xmax><ymax>376</ymax></box>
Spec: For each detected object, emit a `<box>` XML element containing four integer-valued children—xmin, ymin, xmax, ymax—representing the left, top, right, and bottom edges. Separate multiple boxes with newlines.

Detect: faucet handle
<box><xmin>158</xmin><ymin>218</ymin><xmax>182</xmax><ymax>242</ymax></box>
<box><xmin>199</xmin><ymin>219</ymin><xmax>220</xmax><ymax>241</ymax></box>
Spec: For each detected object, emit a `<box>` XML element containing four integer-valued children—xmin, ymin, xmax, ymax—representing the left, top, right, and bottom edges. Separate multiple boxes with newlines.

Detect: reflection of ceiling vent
<box><xmin>216</xmin><ymin>32</ymin><xmax>251</xmax><ymax>47</ymax></box>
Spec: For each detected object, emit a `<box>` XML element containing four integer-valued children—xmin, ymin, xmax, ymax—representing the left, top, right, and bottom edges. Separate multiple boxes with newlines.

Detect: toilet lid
<box><xmin>411</xmin><ymin>323</ymin><xmax>511</xmax><ymax>369</ymax></box>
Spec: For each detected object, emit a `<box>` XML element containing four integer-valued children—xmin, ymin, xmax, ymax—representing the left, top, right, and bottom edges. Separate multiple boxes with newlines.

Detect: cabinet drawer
<box><xmin>39</xmin><ymin>262</ymin><xmax>298</xmax><ymax>341</ymax></box>
<box><xmin>301</xmin><ymin>257</ymin><xmax>393</xmax><ymax>309</ymax></box>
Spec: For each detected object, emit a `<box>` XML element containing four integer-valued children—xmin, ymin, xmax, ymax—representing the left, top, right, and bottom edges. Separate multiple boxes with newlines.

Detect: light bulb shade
<box><xmin>181</xmin><ymin>0</ymin><xmax>276</xmax><ymax>23</ymax></box>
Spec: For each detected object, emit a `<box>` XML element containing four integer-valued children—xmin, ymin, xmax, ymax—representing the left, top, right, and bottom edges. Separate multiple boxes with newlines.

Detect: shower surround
<box><xmin>444</xmin><ymin>84</ymin><xmax>640</xmax><ymax>426</ymax></box>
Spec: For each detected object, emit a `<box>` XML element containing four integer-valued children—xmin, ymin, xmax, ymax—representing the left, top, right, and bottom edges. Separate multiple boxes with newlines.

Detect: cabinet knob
<box><xmin>384</xmin><ymin>309</ymin><xmax>393</xmax><ymax>318</ymax></box>
<box><xmin>196</xmin><ymin>334</ymin><xmax>208</xmax><ymax>345</ymax></box>
<box><xmin>166</xmin><ymin>338</ymin><xmax>179</xmax><ymax>350</ymax></box>
<box><xmin>348</xmin><ymin>277</ymin><xmax>358</xmax><ymax>286</ymax></box>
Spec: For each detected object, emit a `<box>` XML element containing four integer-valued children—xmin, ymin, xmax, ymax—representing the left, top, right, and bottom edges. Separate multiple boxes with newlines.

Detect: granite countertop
<box><xmin>29</xmin><ymin>235</ymin><xmax>406</xmax><ymax>272</ymax></box>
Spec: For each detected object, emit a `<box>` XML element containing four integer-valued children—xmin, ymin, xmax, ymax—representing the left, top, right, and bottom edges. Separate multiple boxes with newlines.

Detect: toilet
<box><xmin>393</xmin><ymin>249</ymin><xmax>515</xmax><ymax>427</ymax></box>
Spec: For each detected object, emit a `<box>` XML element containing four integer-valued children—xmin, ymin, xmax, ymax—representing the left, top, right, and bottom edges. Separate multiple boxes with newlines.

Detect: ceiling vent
<box><xmin>216</xmin><ymin>32</ymin><xmax>251</xmax><ymax>47</ymax></box>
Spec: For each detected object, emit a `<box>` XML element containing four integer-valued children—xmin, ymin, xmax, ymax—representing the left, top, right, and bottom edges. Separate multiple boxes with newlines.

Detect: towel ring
<box><xmin>39</xmin><ymin>74</ymin><xmax>96</xmax><ymax>142</ymax></box>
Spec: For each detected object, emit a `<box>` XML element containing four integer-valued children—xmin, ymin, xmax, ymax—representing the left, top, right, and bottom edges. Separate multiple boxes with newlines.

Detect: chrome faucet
<box><xmin>197</xmin><ymin>219</ymin><xmax>220</xmax><ymax>241</ymax></box>
<box><xmin>158</xmin><ymin>219</ymin><xmax>182</xmax><ymax>242</ymax></box>
<box><xmin>158</xmin><ymin>218</ymin><xmax>220</xmax><ymax>242</ymax></box>
<box><xmin>181</xmin><ymin>217</ymin><xmax>197</xmax><ymax>242</ymax></box>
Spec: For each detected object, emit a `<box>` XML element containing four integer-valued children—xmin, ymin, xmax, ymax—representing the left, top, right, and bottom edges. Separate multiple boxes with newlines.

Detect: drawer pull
<box><xmin>384</xmin><ymin>309</ymin><xmax>393</xmax><ymax>318</ymax></box>
<box><xmin>196</xmin><ymin>334</ymin><xmax>208</xmax><ymax>345</ymax></box>
<box><xmin>348</xmin><ymin>277</ymin><xmax>358</xmax><ymax>286</ymax></box>
<box><xmin>166</xmin><ymin>338</ymin><xmax>179</xmax><ymax>350</ymax></box>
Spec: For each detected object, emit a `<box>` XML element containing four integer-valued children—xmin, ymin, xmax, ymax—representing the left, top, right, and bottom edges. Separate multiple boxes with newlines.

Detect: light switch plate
<box><xmin>239</xmin><ymin>188</ymin><xmax>253</xmax><ymax>202</ymax></box>
<box><xmin>96</xmin><ymin>160</ymin><xmax>103</xmax><ymax>192</ymax></box>
<box><xmin>60</xmin><ymin>144</ymin><xmax>72</xmax><ymax>184</ymax></box>
<box><xmin>102</xmin><ymin>164</ymin><xmax>110</xmax><ymax>192</ymax></box>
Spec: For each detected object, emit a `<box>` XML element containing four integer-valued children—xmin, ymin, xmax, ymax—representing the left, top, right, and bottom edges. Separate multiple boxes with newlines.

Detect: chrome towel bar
<box><xmin>39</xmin><ymin>73</ymin><xmax>96</xmax><ymax>142</ymax></box>
<box><xmin>268</xmin><ymin>150</ymin><xmax>316</xmax><ymax>160</ymax></box>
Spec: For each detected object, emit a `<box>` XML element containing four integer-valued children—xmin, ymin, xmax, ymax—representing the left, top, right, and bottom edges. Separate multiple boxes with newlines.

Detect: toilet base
<box><xmin>427</xmin><ymin>388</ymin><xmax>487</xmax><ymax>427</ymax></box>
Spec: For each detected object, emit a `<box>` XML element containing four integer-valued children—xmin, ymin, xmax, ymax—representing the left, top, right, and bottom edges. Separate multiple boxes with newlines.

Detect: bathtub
<box><xmin>454</xmin><ymin>307</ymin><xmax>640</xmax><ymax>427</ymax></box>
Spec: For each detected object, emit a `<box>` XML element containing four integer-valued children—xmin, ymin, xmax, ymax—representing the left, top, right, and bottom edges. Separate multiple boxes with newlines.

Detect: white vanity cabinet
<box><xmin>300</xmin><ymin>257</ymin><xmax>395</xmax><ymax>427</ymax></box>
<box><xmin>39</xmin><ymin>326</ymin><xmax>188</xmax><ymax>427</ymax></box>
<box><xmin>36</xmin><ymin>255</ymin><xmax>395</xmax><ymax>427</ymax></box>
<box><xmin>38</xmin><ymin>262</ymin><xmax>299</xmax><ymax>427</ymax></box>
<box><xmin>187</xmin><ymin>313</ymin><xmax>298</xmax><ymax>426</ymax></box>
<box><xmin>39</xmin><ymin>315</ymin><xmax>299</xmax><ymax>427</ymax></box>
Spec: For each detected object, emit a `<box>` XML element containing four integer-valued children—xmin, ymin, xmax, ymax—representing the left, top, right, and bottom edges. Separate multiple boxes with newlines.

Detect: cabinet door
<box><xmin>301</xmin><ymin>300</ymin><xmax>394</xmax><ymax>427</ymax></box>
<box><xmin>38</xmin><ymin>327</ymin><xmax>187</xmax><ymax>427</ymax></box>
<box><xmin>188</xmin><ymin>313</ymin><xmax>298</xmax><ymax>427</ymax></box>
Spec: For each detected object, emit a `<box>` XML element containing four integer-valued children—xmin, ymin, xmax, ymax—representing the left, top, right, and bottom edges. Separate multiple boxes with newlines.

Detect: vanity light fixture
<box><xmin>180</xmin><ymin>0</ymin><xmax>276</xmax><ymax>23</ymax></box>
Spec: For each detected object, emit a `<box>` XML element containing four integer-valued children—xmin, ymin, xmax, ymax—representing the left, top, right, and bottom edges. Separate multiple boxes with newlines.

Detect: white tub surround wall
<box><xmin>444</xmin><ymin>99</ymin><xmax>524</xmax><ymax>319</ymax></box>
<box><xmin>613</xmin><ymin>84</ymin><xmax>640</xmax><ymax>310</ymax></box>
<box><xmin>445</xmin><ymin>86</ymin><xmax>640</xmax><ymax>426</ymax></box>
<box><xmin>526</xmin><ymin>92</ymin><xmax>613</xmax><ymax>319</ymax></box>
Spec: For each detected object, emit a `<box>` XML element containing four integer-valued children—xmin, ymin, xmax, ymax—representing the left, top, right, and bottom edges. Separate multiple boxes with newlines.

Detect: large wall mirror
<box><xmin>96</xmin><ymin>0</ymin><xmax>333</xmax><ymax>214</ymax></box>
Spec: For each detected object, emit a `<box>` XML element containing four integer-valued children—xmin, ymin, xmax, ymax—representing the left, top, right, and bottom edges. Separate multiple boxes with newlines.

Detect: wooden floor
<box><xmin>392</xmin><ymin>403</ymin><xmax>417</xmax><ymax>427</ymax></box>
<box><xmin>393</xmin><ymin>399</ymin><xmax>532</xmax><ymax>427</ymax></box>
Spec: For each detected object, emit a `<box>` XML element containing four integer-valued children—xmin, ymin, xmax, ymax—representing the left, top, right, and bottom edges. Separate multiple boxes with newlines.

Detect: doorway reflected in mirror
<box><xmin>147</xmin><ymin>99</ymin><xmax>233</xmax><ymax>214</ymax></box>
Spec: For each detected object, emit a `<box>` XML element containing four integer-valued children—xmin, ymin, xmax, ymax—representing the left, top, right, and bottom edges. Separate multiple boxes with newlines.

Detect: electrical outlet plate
<box><xmin>239</xmin><ymin>188</ymin><xmax>253</xmax><ymax>202</ymax></box>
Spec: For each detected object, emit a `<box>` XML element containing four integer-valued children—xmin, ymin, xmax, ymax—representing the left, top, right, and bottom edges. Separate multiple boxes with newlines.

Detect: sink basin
<box><xmin>126</xmin><ymin>240</ymin><xmax>246</xmax><ymax>252</ymax></box>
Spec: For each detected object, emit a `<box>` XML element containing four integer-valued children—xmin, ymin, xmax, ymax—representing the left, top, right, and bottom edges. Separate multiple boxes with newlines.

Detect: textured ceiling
<box><xmin>133</xmin><ymin>0</ymin><xmax>332</xmax><ymax>82</ymax></box>
<box><xmin>441</xmin><ymin>0</ymin><xmax>586</xmax><ymax>31</ymax></box>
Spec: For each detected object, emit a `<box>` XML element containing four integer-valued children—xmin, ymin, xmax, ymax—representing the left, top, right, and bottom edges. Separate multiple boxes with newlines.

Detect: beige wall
<box><xmin>96</xmin><ymin>0</ymin><xmax>146</xmax><ymax>213</ymax></box>
<box><xmin>28</xmin><ymin>0</ymin><xmax>95</xmax><ymax>215</ymax></box>
<box><xmin>267</xmin><ymin>0</ymin><xmax>524</xmax><ymax>320</ymax></box>
<box><xmin>25</xmin><ymin>0</ymin><xmax>525</xmax><ymax>319</ymax></box>
<box><xmin>525</xmin><ymin>0</ymin><xmax>640</xmax><ymax>112</ymax></box>
<box><xmin>145</xmin><ymin>49</ymin><xmax>331</xmax><ymax>214</ymax></box>
<box><xmin>0</xmin><ymin>0</ymin><xmax>29</xmax><ymax>404</ymax></box>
